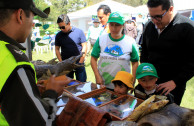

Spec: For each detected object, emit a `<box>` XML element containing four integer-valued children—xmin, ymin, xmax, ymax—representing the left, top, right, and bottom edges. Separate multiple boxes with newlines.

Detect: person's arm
<box><xmin>91</xmin><ymin>56</ymin><xmax>104</xmax><ymax>85</ymax></box>
<box><xmin>90</xmin><ymin>38</ymin><xmax>104</xmax><ymax>85</ymax></box>
<box><xmin>86</xmin><ymin>27</ymin><xmax>91</xmax><ymax>41</ymax></box>
<box><xmin>130</xmin><ymin>42</ymin><xmax>140</xmax><ymax>85</ymax></box>
<box><xmin>157</xmin><ymin>22</ymin><xmax>194</xmax><ymax>96</ymax></box>
<box><xmin>55</xmin><ymin>46</ymin><xmax>62</xmax><ymax>62</ymax></box>
<box><xmin>131</xmin><ymin>61</ymin><xmax>138</xmax><ymax>85</ymax></box>
<box><xmin>1</xmin><ymin>67</ymin><xmax>70</xmax><ymax>126</ymax></box>
<box><xmin>79</xmin><ymin>29</ymin><xmax>87</xmax><ymax>63</ymax></box>
<box><xmin>140</xmin><ymin>22</ymin><xmax>150</xmax><ymax>63</ymax></box>
<box><xmin>79</xmin><ymin>42</ymin><xmax>87</xmax><ymax>63</ymax></box>
<box><xmin>156</xmin><ymin>80</ymin><xmax>176</xmax><ymax>95</ymax></box>
<box><xmin>133</xmin><ymin>26</ymin><xmax>138</xmax><ymax>39</ymax></box>
<box><xmin>54</xmin><ymin>33</ymin><xmax>62</xmax><ymax>62</ymax></box>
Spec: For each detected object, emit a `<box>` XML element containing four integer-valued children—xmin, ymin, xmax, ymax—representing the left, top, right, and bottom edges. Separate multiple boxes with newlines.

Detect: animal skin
<box><xmin>182</xmin><ymin>110</ymin><xmax>194</xmax><ymax>126</ymax></box>
<box><xmin>32</xmin><ymin>53</ymin><xmax>84</xmax><ymax>80</ymax></box>
<box><xmin>137</xmin><ymin>103</ymin><xmax>192</xmax><ymax>126</ymax></box>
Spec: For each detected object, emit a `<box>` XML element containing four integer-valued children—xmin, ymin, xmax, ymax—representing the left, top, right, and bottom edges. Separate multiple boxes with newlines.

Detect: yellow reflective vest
<box><xmin>0</xmin><ymin>41</ymin><xmax>36</xmax><ymax>125</ymax></box>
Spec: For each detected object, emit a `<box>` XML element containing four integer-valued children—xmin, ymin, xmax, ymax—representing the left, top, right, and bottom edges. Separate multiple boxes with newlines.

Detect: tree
<box><xmin>34</xmin><ymin>0</ymin><xmax>148</xmax><ymax>23</ymax></box>
<box><xmin>84</xmin><ymin>0</ymin><xmax>103</xmax><ymax>6</ymax></box>
<box><xmin>48</xmin><ymin>0</ymin><xmax>85</xmax><ymax>14</ymax></box>
<box><xmin>34</xmin><ymin>0</ymin><xmax>50</xmax><ymax>22</ymax></box>
<box><xmin>47</xmin><ymin>0</ymin><xmax>85</xmax><ymax>22</ymax></box>
<box><xmin>84</xmin><ymin>0</ymin><xmax>148</xmax><ymax>7</ymax></box>
<box><xmin>114</xmin><ymin>0</ymin><xmax>148</xmax><ymax>7</ymax></box>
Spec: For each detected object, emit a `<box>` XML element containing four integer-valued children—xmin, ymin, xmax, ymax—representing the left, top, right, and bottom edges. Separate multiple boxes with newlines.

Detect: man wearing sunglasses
<box><xmin>140</xmin><ymin>0</ymin><xmax>194</xmax><ymax>105</ymax></box>
<box><xmin>55</xmin><ymin>14</ymin><xmax>87</xmax><ymax>82</ymax></box>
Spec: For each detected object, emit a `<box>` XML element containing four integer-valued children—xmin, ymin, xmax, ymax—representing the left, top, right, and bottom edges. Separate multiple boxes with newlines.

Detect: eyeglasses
<box><xmin>59</xmin><ymin>26</ymin><xmax>65</xmax><ymax>29</ymax></box>
<box><xmin>98</xmin><ymin>16</ymin><xmax>104</xmax><ymax>20</ymax></box>
<box><xmin>148</xmin><ymin>10</ymin><xmax>168</xmax><ymax>21</ymax></box>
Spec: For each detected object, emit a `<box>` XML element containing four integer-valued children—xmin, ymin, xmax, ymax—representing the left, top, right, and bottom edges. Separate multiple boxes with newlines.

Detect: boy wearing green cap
<box><xmin>134</xmin><ymin>63</ymin><xmax>174</xmax><ymax>103</ymax></box>
<box><xmin>91</xmin><ymin>12</ymin><xmax>139</xmax><ymax>90</ymax></box>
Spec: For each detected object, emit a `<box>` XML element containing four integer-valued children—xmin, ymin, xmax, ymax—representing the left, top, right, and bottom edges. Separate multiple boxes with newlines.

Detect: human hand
<box><xmin>156</xmin><ymin>80</ymin><xmax>176</xmax><ymax>95</ymax></box>
<box><xmin>96</xmin><ymin>75</ymin><xmax>104</xmax><ymax>86</ymax></box>
<box><xmin>79</xmin><ymin>57</ymin><xmax>85</xmax><ymax>64</ymax></box>
<box><xmin>37</xmin><ymin>80</ymin><xmax>45</xmax><ymax>85</ymax></box>
<box><xmin>133</xmin><ymin>78</ymin><xmax>136</xmax><ymax>87</ymax></box>
<box><xmin>46</xmin><ymin>75</ymin><xmax>71</xmax><ymax>96</ymax></box>
<box><xmin>37</xmin><ymin>80</ymin><xmax>47</xmax><ymax>95</ymax></box>
<box><xmin>100</xmin><ymin>84</ymin><xmax>106</xmax><ymax>88</ymax></box>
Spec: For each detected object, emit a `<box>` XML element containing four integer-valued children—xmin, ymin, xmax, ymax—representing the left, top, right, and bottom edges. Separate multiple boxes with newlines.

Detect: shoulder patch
<box><xmin>6</xmin><ymin>44</ymin><xmax>29</xmax><ymax>62</ymax></box>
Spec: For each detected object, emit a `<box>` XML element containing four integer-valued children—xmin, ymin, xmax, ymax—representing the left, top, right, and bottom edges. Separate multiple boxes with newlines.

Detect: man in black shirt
<box><xmin>140</xmin><ymin>0</ymin><xmax>194</xmax><ymax>105</ymax></box>
<box><xmin>55</xmin><ymin>14</ymin><xmax>87</xmax><ymax>82</ymax></box>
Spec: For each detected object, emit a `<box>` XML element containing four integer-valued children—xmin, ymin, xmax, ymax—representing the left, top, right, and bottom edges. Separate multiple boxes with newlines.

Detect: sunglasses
<box><xmin>148</xmin><ymin>9</ymin><xmax>168</xmax><ymax>21</ymax></box>
<box><xmin>59</xmin><ymin>26</ymin><xmax>65</xmax><ymax>29</ymax></box>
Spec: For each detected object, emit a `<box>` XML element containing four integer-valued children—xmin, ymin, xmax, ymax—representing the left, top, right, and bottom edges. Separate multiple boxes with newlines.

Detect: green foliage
<box><xmin>43</xmin><ymin>24</ymin><xmax>50</xmax><ymax>30</ymax></box>
<box><xmin>35</xmin><ymin>38</ymin><xmax>41</xmax><ymax>42</ymax></box>
<box><xmin>38</xmin><ymin>24</ymin><xmax>59</xmax><ymax>36</ymax></box>
<box><xmin>34</xmin><ymin>0</ymin><xmax>50</xmax><ymax>22</ymax></box>
<box><xmin>114</xmin><ymin>0</ymin><xmax>148</xmax><ymax>7</ymax></box>
<box><xmin>31</xmin><ymin>41</ymin><xmax>35</xmax><ymax>50</ymax></box>
<box><xmin>47</xmin><ymin>0</ymin><xmax>85</xmax><ymax>22</ymax></box>
<box><xmin>35</xmin><ymin>23</ymin><xmax>42</xmax><ymax>27</ymax></box>
<box><xmin>37</xmin><ymin>43</ymin><xmax>47</xmax><ymax>46</ymax></box>
<box><xmin>84</xmin><ymin>0</ymin><xmax>148</xmax><ymax>7</ymax></box>
<box><xmin>84</xmin><ymin>0</ymin><xmax>103</xmax><ymax>6</ymax></box>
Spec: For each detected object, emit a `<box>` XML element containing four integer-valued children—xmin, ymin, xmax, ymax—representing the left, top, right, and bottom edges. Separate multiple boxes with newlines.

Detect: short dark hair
<box><xmin>147</xmin><ymin>0</ymin><xmax>174</xmax><ymax>10</ymax></box>
<box><xmin>0</xmin><ymin>9</ymin><xmax>30</xmax><ymax>27</ymax></box>
<box><xmin>57</xmin><ymin>14</ymin><xmax>70</xmax><ymax>24</ymax></box>
<box><xmin>113</xmin><ymin>81</ymin><xmax>129</xmax><ymax>90</ymax></box>
<box><xmin>97</xmin><ymin>5</ymin><xmax>111</xmax><ymax>15</ymax></box>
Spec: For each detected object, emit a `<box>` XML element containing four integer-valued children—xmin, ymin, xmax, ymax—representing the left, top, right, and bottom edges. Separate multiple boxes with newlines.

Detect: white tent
<box><xmin>173</xmin><ymin>0</ymin><xmax>194</xmax><ymax>11</ymax></box>
<box><xmin>67</xmin><ymin>0</ymin><xmax>134</xmax><ymax>32</ymax></box>
<box><xmin>133</xmin><ymin>0</ymin><xmax>194</xmax><ymax>16</ymax></box>
<box><xmin>132</xmin><ymin>0</ymin><xmax>194</xmax><ymax>22</ymax></box>
<box><xmin>67</xmin><ymin>0</ymin><xmax>194</xmax><ymax>33</ymax></box>
<box><xmin>173</xmin><ymin>0</ymin><xmax>194</xmax><ymax>19</ymax></box>
<box><xmin>133</xmin><ymin>5</ymin><xmax>148</xmax><ymax>16</ymax></box>
<box><xmin>68</xmin><ymin>0</ymin><xmax>134</xmax><ymax>19</ymax></box>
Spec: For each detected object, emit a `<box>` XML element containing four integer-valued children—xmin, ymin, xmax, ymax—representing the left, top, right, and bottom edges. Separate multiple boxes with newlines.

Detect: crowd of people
<box><xmin>0</xmin><ymin>0</ymin><xmax>194</xmax><ymax>125</ymax></box>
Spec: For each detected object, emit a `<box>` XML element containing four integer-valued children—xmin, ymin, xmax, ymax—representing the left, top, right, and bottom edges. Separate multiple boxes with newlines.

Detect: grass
<box><xmin>32</xmin><ymin>50</ymin><xmax>194</xmax><ymax>109</ymax></box>
<box><xmin>181</xmin><ymin>77</ymin><xmax>194</xmax><ymax>109</ymax></box>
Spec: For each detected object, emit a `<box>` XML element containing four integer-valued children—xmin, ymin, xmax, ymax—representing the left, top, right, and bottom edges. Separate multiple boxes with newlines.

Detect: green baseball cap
<box><xmin>136</xmin><ymin>63</ymin><xmax>159</xmax><ymax>79</ymax></box>
<box><xmin>107</xmin><ymin>12</ymin><xmax>125</xmax><ymax>25</ymax></box>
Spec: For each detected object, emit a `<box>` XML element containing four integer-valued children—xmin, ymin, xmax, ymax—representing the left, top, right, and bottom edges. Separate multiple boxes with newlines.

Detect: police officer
<box><xmin>0</xmin><ymin>0</ymin><xmax>70</xmax><ymax>125</ymax></box>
